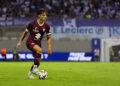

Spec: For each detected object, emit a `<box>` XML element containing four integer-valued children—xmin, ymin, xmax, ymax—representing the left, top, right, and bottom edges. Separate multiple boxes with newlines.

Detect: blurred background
<box><xmin>0</xmin><ymin>0</ymin><xmax>120</xmax><ymax>62</ymax></box>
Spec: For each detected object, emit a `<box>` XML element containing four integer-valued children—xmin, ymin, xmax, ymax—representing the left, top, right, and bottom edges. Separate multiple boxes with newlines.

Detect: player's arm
<box><xmin>47</xmin><ymin>35</ymin><xmax>52</xmax><ymax>56</ymax></box>
<box><xmin>16</xmin><ymin>30</ymin><xmax>28</xmax><ymax>49</ymax></box>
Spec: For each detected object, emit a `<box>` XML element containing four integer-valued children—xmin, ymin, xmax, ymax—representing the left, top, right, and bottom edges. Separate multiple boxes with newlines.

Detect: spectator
<box><xmin>12</xmin><ymin>48</ymin><xmax>19</xmax><ymax>61</ymax></box>
<box><xmin>1</xmin><ymin>48</ymin><xmax>7</xmax><ymax>61</ymax></box>
<box><xmin>0</xmin><ymin>0</ymin><xmax>120</xmax><ymax>19</ymax></box>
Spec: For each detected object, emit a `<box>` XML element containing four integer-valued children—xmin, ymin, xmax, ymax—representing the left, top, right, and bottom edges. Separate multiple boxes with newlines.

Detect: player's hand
<box><xmin>47</xmin><ymin>48</ymin><xmax>52</xmax><ymax>56</ymax></box>
<box><xmin>16</xmin><ymin>42</ymin><xmax>21</xmax><ymax>49</ymax></box>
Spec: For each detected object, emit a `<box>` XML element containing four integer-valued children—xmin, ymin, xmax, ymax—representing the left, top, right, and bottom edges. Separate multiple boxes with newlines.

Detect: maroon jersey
<box><xmin>26</xmin><ymin>20</ymin><xmax>51</xmax><ymax>49</ymax></box>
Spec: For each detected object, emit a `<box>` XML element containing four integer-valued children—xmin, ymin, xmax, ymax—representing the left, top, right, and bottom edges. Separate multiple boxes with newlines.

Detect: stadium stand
<box><xmin>0</xmin><ymin>0</ymin><xmax>120</xmax><ymax>19</ymax></box>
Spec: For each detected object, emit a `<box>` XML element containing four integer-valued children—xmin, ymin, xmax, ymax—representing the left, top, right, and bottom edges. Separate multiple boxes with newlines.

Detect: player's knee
<box><xmin>36</xmin><ymin>49</ymin><xmax>42</xmax><ymax>54</ymax></box>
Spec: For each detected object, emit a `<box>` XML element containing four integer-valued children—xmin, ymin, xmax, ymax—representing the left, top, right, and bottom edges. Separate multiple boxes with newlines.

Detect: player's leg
<box><xmin>26</xmin><ymin>41</ymin><xmax>41</xmax><ymax>79</ymax></box>
<box><xmin>27</xmin><ymin>44</ymin><xmax>42</xmax><ymax>79</ymax></box>
<box><xmin>26</xmin><ymin>41</ymin><xmax>42</xmax><ymax>79</ymax></box>
<box><xmin>30</xmin><ymin>45</ymin><xmax>42</xmax><ymax>75</ymax></box>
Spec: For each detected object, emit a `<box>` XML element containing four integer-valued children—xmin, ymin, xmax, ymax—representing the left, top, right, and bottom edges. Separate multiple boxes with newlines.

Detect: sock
<box><xmin>31</xmin><ymin>65</ymin><xmax>39</xmax><ymax>75</ymax></box>
<box><xmin>28</xmin><ymin>71</ymin><xmax>32</xmax><ymax>76</ymax></box>
<box><xmin>31</xmin><ymin>53</ymin><xmax>41</xmax><ymax>75</ymax></box>
<box><xmin>33</xmin><ymin>53</ymin><xmax>41</xmax><ymax>66</ymax></box>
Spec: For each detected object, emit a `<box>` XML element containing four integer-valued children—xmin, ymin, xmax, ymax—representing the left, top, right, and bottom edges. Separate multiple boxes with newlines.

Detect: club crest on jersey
<box><xmin>43</xmin><ymin>28</ymin><xmax>45</xmax><ymax>32</ymax></box>
<box><xmin>33</xmin><ymin>27</ymin><xmax>39</xmax><ymax>33</ymax></box>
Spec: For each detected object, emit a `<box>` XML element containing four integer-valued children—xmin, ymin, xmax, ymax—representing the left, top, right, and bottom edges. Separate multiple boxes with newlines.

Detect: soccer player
<box><xmin>16</xmin><ymin>8</ymin><xmax>52</xmax><ymax>79</ymax></box>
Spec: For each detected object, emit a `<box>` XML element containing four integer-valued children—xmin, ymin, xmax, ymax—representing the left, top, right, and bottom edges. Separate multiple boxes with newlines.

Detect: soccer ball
<box><xmin>38</xmin><ymin>70</ymin><xmax>48</xmax><ymax>79</ymax></box>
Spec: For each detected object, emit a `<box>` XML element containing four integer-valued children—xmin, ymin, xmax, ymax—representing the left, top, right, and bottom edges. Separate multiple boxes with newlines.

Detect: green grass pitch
<box><xmin>0</xmin><ymin>62</ymin><xmax>120</xmax><ymax>86</ymax></box>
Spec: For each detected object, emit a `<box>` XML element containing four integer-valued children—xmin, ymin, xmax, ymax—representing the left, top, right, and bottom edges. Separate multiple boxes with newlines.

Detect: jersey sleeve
<box><xmin>46</xmin><ymin>24</ymin><xmax>51</xmax><ymax>36</ymax></box>
<box><xmin>26</xmin><ymin>23</ymin><xmax>33</xmax><ymax>32</ymax></box>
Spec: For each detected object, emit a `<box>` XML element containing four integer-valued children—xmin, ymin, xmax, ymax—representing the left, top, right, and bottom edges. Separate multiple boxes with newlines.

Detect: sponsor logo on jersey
<box><xmin>33</xmin><ymin>27</ymin><xmax>39</xmax><ymax>33</ymax></box>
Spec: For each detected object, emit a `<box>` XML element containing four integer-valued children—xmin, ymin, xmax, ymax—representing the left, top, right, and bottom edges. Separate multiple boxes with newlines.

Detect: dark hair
<box><xmin>37</xmin><ymin>8</ymin><xmax>46</xmax><ymax>15</ymax></box>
